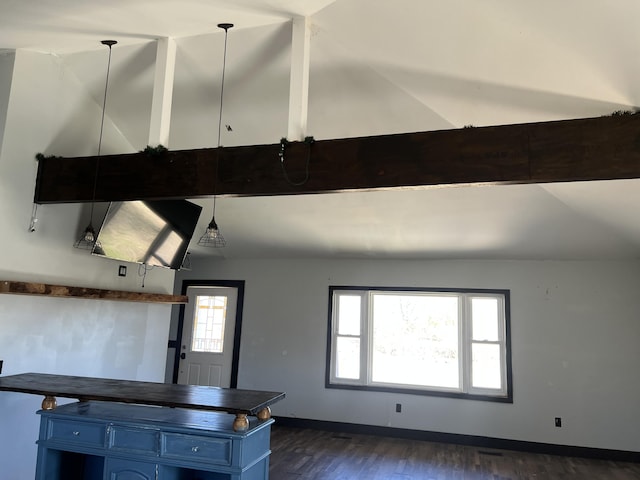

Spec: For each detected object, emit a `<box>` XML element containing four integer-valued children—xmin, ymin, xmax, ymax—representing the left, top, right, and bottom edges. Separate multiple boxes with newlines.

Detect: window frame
<box><xmin>325</xmin><ymin>286</ymin><xmax>513</xmax><ymax>403</ymax></box>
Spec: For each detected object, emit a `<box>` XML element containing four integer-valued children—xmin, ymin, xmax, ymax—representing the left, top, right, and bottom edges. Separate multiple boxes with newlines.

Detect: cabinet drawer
<box><xmin>109</xmin><ymin>425</ymin><xmax>158</xmax><ymax>454</ymax></box>
<box><xmin>160</xmin><ymin>432</ymin><xmax>231</xmax><ymax>465</ymax></box>
<box><xmin>46</xmin><ymin>419</ymin><xmax>105</xmax><ymax>448</ymax></box>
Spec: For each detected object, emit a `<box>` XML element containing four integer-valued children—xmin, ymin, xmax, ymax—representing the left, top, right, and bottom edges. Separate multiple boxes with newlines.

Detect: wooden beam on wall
<box><xmin>34</xmin><ymin>114</ymin><xmax>640</xmax><ymax>204</ymax></box>
<box><xmin>0</xmin><ymin>280</ymin><xmax>188</xmax><ymax>304</ymax></box>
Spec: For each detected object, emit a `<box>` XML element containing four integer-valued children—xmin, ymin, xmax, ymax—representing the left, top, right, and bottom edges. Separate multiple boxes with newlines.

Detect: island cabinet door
<box><xmin>105</xmin><ymin>457</ymin><xmax>157</xmax><ymax>480</ymax></box>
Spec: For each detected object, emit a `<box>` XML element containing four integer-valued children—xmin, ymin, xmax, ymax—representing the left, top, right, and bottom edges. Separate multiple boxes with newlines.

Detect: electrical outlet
<box><xmin>555</xmin><ymin>417</ymin><xmax>562</xmax><ymax>427</ymax></box>
<box><xmin>395</xmin><ymin>403</ymin><xmax>402</xmax><ymax>413</ymax></box>
<box><xmin>118</xmin><ymin>265</ymin><xmax>127</xmax><ymax>277</ymax></box>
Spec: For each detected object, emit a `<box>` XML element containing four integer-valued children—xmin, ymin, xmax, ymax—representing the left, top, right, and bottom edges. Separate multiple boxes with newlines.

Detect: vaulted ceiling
<box><xmin>3</xmin><ymin>0</ymin><xmax>640</xmax><ymax>260</ymax></box>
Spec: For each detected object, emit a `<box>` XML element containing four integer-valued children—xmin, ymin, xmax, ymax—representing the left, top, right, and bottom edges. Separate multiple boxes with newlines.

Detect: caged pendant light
<box><xmin>198</xmin><ymin>23</ymin><xmax>233</xmax><ymax>248</ymax></box>
<box><xmin>74</xmin><ymin>39</ymin><xmax>117</xmax><ymax>250</ymax></box>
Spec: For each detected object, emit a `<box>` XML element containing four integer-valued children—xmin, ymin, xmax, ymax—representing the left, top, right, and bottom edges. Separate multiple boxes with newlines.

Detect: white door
<box><xmin>177</xmin><ymin>286</ymin><xmax>237</xmax><ymax>387</ymax></box>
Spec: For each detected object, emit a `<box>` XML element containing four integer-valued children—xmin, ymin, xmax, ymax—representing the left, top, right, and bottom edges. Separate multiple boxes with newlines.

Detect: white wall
<box><xmin>177</xmin><ymin>257</ymin><xmax>640</xmax><ymax>453</ymax></box>
<box><xmin>0</xmin><ymin>50</ymin><xmax>175</xmax><ymax>479</ymax></box>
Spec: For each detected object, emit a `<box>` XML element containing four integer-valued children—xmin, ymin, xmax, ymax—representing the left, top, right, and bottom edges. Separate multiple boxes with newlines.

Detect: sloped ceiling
<box><xmin>2</xmin><ymin>0</ymin><xmax>640</xmax><ymax>260</ymax></box>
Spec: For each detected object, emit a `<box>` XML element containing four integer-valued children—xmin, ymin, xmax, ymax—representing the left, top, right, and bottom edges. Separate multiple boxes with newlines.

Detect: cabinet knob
<box><xmin>191</xmin><ymin>446</ymin><xmax>200</xmax><ymax>453</ymax></box>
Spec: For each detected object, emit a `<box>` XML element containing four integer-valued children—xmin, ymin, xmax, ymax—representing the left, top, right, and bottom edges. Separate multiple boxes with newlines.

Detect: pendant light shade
<box><xmin>73</xmin><ymin>223</ymin><xmax>97</xmax><ymax>250</ymax></box>
<box><xmin>198</xmin><ymin>212</ymin><xmax>227</xmax><ymax>248</ymax></box>
<box><xmin>74</xmin><ymin>39</ymin><xmax>117</xmax><ymax>250</ymax></box>
<box><xmin>198</xmin><ymin>23</ymin><xmax>233</xmax><ymax>248</ymax></box>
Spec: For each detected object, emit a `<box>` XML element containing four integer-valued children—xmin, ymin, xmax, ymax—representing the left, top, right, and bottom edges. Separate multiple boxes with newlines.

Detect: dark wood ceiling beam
<box><xmin>34</xmin><ymin>114</ymin><xmax>640</xmax><ymax>204</ymax></box>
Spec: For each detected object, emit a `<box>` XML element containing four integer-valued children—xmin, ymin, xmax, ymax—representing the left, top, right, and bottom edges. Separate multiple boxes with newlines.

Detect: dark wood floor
<box><xmin>269</xmin><ymin>426</ymin><xmax>640</xmax><ymax>479</ymax></box>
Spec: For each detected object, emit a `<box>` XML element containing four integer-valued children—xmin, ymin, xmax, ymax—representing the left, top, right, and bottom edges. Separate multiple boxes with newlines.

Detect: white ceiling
<box><xmin>3</xmin><ymin>0</ymin><xmax>640</xmax><ymax>261</ymax></box>
<box><xmin>0</xmin><ymin>0</ymin><xmax>337</xmax><ymax>53</ymax></box>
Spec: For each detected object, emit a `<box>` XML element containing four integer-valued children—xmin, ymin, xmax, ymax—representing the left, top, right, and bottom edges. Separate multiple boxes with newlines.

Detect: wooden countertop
<box><xmin>40</xmin><ymin>401</ymin><xmax>274</xmax><ymax>435</ymax></box>
<box><xmin>0</xmin><ymin>373</ymin><xmax>285</xmax><ymax>416</ymax></box>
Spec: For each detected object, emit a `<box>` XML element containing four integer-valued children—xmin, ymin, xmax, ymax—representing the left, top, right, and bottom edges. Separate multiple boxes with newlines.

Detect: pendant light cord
<box><xmin>213</xmin><ymin>24</ymin><xmax>232</xmax><ymax>221</ymax></box>
<box><xmin>98</xmin><ymin>42</ymin><xmax>114</xmax><ymax>158</ymax></box>
<box><xmin>198</xmin><ymin>24</ymin><xmax>232</xmax><ymax>247</ymax></box>
<box><xmin>279</xmin><ymin>136</ymin><xmax>314</xmax><ymax>186</ymax></box>
<box><xmin>89</xmin><ymin>40</ymin><xmax>116</xmax><ymax>224</ymax></box>
<box><xmin>217</xmin><ymin>26</ymin><xmax>230</xmax><ymax>152</ymax></box>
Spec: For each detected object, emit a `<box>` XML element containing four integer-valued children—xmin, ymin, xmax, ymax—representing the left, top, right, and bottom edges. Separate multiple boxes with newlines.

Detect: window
<box><xmin>326</xmin><ymin>287</ymin><xmax>512</xmax><ymax>402</ymax></box>
<box><xmin>191</xmin><ymin>295</ymin><xmax>228</xmax><ymax>353</ymax></box>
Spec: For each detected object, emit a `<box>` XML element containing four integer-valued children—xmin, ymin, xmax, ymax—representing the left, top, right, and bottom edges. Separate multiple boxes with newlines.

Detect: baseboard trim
<box><xmin>273</xmin><ymin>416</ymin><xmax>639</xmax><ymax>463</ymax></box>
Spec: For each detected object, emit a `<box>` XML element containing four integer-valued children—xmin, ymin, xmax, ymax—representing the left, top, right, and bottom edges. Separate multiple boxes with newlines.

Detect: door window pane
<box><xmin>471</xmin><ymin>297</ymin><xmax>499</xmax><ymax>341</ymax></box>
<box><xmin>191</xmin><ymin>295</ymin><xmax>227</xmax><ymax>353</ymax></box>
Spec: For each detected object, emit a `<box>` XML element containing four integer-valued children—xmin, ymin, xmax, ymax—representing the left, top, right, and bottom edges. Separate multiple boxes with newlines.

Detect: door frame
<box><xmin>170</xmin><ymin>280</ymin><xmax>245</xmax><ymax>386</ymax></box>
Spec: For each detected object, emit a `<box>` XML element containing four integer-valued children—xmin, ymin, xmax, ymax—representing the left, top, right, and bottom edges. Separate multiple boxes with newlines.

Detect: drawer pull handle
<box><xmin>72</xmin><ymin>431</ymin><xmax>80</xmax><ymax>436</ymax></box>
<box><xmin>191</xmin><ymin>446</ymin><xmax>200</xmax><ymax>453</ymax></box>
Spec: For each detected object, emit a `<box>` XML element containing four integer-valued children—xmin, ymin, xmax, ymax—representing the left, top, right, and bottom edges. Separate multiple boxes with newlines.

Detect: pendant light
<box><xmin>198</xmin><ymin>23</ymin><xmax>233</xmax><ymax>248</ymax></box>
<box><xmin>74</xmin><ymin>39</ymin><xmax>117</xmax><ymax>249</ymax></box>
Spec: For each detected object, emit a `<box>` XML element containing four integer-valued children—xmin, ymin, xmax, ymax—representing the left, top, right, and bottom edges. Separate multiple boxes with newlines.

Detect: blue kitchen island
<box><xmin>0</xmin><ymin>373</ymin><xmax>285</xmax><ymax>480</ymax></box>
<box><xmin>36</xmin><ymin>401</ymin><xmax>273</xmax><ymax>479</ymax></box>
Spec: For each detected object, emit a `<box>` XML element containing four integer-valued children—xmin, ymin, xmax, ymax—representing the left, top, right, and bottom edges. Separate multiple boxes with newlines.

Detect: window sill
<box><xmin>326</xmin><ymin>382</ymin><xmax>513</xmax><ymax>403</ymax></box>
